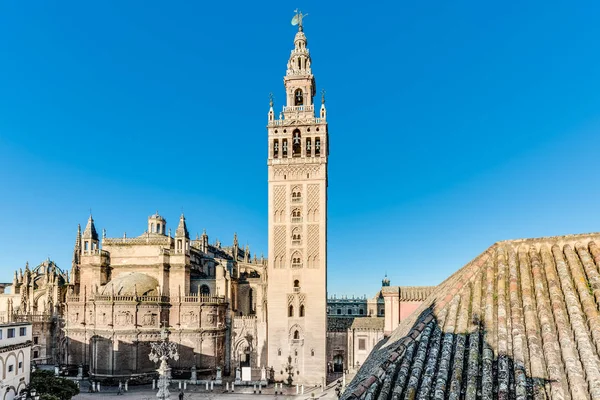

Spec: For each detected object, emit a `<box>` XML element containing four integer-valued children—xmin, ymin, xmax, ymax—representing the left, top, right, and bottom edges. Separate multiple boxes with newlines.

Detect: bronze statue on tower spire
<box><xmin>291</xmin><ymin>9</ymin><xmax>308</xmax><ymax>31</ymax></box>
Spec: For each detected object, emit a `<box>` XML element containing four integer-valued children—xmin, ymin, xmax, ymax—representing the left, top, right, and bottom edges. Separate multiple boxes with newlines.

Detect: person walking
<box><xmin>179</xmin><ymin>390</ymin><xmax>184</xmax><ymax>400</ymax></box>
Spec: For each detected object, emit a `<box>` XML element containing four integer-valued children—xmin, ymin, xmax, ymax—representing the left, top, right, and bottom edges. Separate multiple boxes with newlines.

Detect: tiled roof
<box><xmin>328</xmin><ymin>317</ymin><xmax>355</xmax><ymax>332</ymax></box>
<box><xmin>343</xmin><ymin>232</ymin><xmax>600</xmax><ymax>400</ymax></box>
<box><xmin>382</xmin><ymin>286</ymin><xmax>437</xmax><ymax>301</ymax></box>
<box><xmin>351</xmin><ymin>317</ymin><xmax>384</xmax><ymax>331</ymax></box>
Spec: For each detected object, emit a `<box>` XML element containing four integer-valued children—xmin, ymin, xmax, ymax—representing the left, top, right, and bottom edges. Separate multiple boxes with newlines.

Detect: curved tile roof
<box><xmin>343</xmin><ymin>232</ymin><xmax>600</xmax><ymax>400</ymax></box>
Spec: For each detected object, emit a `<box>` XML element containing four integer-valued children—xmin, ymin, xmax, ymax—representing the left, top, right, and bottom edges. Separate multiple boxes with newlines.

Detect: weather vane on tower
<box><xmin>291</xmin><ymin>9</ymin><xmax>308</xmax><ymax>31</ymax></box>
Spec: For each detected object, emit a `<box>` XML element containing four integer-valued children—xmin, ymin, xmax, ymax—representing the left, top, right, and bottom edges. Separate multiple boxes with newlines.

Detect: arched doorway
<box><xmin>333</xmin><ymin>355</ymin><xmax>344</xmax><ymax>372</ymax></box>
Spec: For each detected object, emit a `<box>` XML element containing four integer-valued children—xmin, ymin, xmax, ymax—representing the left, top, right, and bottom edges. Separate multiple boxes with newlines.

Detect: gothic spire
<box><xmin>82</xmin><ymin>215</ymin><xmax>98</xmax><ymax>240</ymax></box>
<box><xmin>175</xmin><ymin>214</ymin><xmax>189</xmax><ymax>239</ymax></box>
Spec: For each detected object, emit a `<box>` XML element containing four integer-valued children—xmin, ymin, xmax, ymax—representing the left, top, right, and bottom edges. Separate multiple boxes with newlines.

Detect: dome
<box><xmin>100</xmin><ymin>272</ymin><xmax>159</xmax><ymax>296</ymax></box>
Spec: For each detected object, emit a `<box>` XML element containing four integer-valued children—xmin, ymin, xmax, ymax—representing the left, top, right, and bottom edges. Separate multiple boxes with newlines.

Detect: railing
<box><xmin>176</xmin><ymin>295</ymin><xmax>227</xmax><ymax>304</ymax></box>
<box><xmin>91</xmin><ymin>294</ymin><xmax>170</xmax><ymax>303</ymax></box>
<box><xmin>81</xmin><ymin>249</ymin><xmax>110</xmax><ymax>257</ymax></box>
<box><xmin>291</xmin><ymin>197</ymin><xmax>302</xmax><ymax>203</ymax></box>
<box><xmin>283</xmin><ymin>105</ymin><xmax>314</xmax><ymax>113</ymax></box>
<box><xmin>268</xmin><ymin>117</ymin><xmax>326</xmax><ymax>127</ymax></box>
<box><xmin>66</xmin><ymin>296</ymin><xmax>80</xmax><ymax>302</ymax></box>
<box><xmin>293</xmin><ymin>287</ymin><xmax>301</xmax><ymax>293</ymax></box>
<box><xmin>13</xmin><ymin>314</ymin><xmax>52</xmax><ymax>323</ymax></box>
<box><xmin>291</xmin><ymin>263</ymin><xmax>303</xmax><ymax>269</ymax></box>
<box><xmin>291</xmin><ymin>217</ymin><xmax>302</xmax><ymax>223</ymax></box>
<box><xmin>292</xmin><ymin>240</ymin><xmax>301</xmax><ymax>246</ymax></box>
<box><xmin>103</xmin><ymin>236</ymin><xmax>170</xmax><ymax>246</ymax></box>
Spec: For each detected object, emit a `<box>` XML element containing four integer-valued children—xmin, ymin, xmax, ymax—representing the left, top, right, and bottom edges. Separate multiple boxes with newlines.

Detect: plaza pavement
<box><xmin>73</xmin><ymin>374</ymin><xmax>354</xmax><ymax>400</ymax></box>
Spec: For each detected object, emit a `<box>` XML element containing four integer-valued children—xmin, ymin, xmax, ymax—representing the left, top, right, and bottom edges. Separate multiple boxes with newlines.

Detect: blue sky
<box><xmin>1</xmin><ymin>1</ymin><xmax>599</xmax><ymax>297</ymax></box>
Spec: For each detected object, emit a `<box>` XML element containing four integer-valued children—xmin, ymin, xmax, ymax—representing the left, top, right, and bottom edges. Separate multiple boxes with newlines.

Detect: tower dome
<box><xmin>148</xmin><ymin>211</ymin><xmax>166</xmax><ymax>235</ymax></box>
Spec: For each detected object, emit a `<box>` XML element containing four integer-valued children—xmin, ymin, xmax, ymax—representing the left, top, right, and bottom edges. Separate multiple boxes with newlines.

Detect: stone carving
<box><xmin>142</xmin><ymin>312</ymin><xmax>157</xmax><ymax>326</ymax></box>
<box><xmin>274</xmin><ymin>165</ymin><xmax>320</xmax><ymax>179</ymax></box>
<box><xmin>307</xmin><ymin>184</ymin><xmax>319</xmax><ymax>221</ymax></box>
<box><xmin>274</xmin><ymin>185</ymin><xmax>285</xmax><ymax>222</ymax></box>
<box><xmin>116</xmin><ymin>311</ymin><xmax>132</xmax><ymax>326</ymax></box>
<box><xmin>307</xmin><ymin>224</ymin><xmax>319</xmax><ymax>268</ymax></box>
<box><xmin>274</xmin><ymin>226</ymin><xmax>286</xmax><ymax>268</ymax></box>
<box><xmin>298</xmin><ymin>294</ymin><xmax>306</xmax><ymax>305</ymax></box>
<box><xmin>183</xmin><ymin>311</ymin><xmax>198</xmax><ymax>324</ymax></box>
<box><xmin>287</xmin><ymin>294</ymin><xmax>294</xmax><ymax>306</ymax></box>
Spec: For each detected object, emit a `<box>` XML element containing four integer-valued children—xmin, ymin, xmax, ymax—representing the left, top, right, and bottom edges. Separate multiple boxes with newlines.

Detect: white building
<box><xmin>0</xmin><ymin>322</ymin><xmax>32</xmax><ymax>400</ymax></box>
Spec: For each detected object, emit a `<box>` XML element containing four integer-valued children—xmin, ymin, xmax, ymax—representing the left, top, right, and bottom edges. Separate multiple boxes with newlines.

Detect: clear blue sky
<box><xmin>1</xmin><ymin>1</ymin><xmax>599</xmax><ymax>297</ymax></box>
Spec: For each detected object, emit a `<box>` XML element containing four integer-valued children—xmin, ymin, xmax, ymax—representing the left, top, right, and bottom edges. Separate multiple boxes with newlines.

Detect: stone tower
<box><xmin>267</xmin><ymin>12</ymin><xmax>328</xmax><ymax>385</ymax></box>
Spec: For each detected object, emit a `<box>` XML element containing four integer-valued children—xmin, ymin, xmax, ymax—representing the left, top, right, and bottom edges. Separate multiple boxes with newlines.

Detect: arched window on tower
<box><xmin>292</xmin><ymin>227</ymin><xmax>301</xmax><ymax>246</ymax></box>
<box><xmin>300</xmin><ymin>304</ymin><xmax>305</xmax><ymax>317</ymax></box>
<box><xmin>293</xmin><ymin>330</ymin><xmax>300</xmax><ymax>340</ymax></box>
<box><xmin>291</xmin><ymin>251</ymin><xmax>302</xmax><ymax>268</ymax></box>
<box><xmin>294</xmin><ymin>89</ymin><xmax>303</xmax><ymax>106</ymax></box>
<box><xmin>306</xmin><ymin>138</ymin><xmax>311</xmax><ymax>157</ymax></box>
<box><xmin>291</xmin><ymin>209</ymin><xmax>302</xmax><ymax>223</ymax></box>
<box><xmin>273</xmin><ymin>139</ymin><xmax>279</xmax><ymax>158</ymax></box>
<box><xmin>288</xmin><ymin>305</ymin><xmax>294</xmax><ymax>317</ymax></box>
<box><xmin>282</xmin><ymin>139</ymin><xmax>288</xmax><ymax>158</ymax></box>
<box><xmin>292</xmin><ymin>129</ymin><xmax>301</xmax><ymax>157</ymax></box>
<box><xmin>291</xmin><ymin>186</ymin><xmax>301</xmax><ymax>202</ymax></box>
<box><xmin>315</xmin><ymin>137</ymin><xmax>321</xmax><ymax>157</ymax></box>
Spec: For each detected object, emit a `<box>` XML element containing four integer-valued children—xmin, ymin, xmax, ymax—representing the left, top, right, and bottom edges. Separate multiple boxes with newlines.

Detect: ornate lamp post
<box><xmin>149</xmin><ymin>325</ymin><xmax>179</xmax><ymax>400</ymax></box>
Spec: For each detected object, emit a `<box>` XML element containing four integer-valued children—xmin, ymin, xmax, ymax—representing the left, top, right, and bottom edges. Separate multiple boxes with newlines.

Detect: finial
<box><xmin>321</xmin><ymin>89</ymin><xmax>326</xmax><ymax>104</ymax></box>
<box><xmin>102</xmin><ymin>228</ymin><xmax>106</xmax><ymax>240</ymax></box>
<box><xmin>292</xmin><ymin>9</ymin><xmax>308</xmax><ymax>31</ymax></box>
<box><xmin>269</xmin><ymin>92</ymin><xmax>274</xmax><ymax>108</ymax></box>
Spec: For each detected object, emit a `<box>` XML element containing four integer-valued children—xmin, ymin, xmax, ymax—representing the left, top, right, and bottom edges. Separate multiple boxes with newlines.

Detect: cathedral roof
<box><xmin>343</xmin><ymin>232</ymin><xmax>600</xmax><ymax>400</ymax></box>
<box><xmin>100</xmin><ymin>272</ymin><xmax>159</xmax><ymax>297</ymax></box>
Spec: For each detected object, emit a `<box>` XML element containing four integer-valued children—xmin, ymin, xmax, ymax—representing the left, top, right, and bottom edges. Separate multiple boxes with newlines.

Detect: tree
<box><xmin>27</xmin><ymin>370</ymin><xmax>79</xmax><ymax>400</ymax></box>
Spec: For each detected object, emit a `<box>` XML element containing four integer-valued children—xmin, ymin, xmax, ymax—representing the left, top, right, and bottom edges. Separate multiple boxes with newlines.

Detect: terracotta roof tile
<box><xmin>343</xmin><ymin>232</ymin><xmax>600</xmax><ymax>400</ymax></box>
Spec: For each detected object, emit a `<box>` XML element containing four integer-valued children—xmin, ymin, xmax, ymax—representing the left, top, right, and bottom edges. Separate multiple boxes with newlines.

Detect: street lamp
<box><xmin>149</xmin><ymin>324</ymin><xmax>179</xmax><ymax>400</ymax></box>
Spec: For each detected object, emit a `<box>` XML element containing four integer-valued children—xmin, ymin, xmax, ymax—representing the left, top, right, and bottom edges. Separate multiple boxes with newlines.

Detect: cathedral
<box><xmin>0</xmin><ymin>13</ymin><xmax>331</xmax><ymax>386</ymax></box>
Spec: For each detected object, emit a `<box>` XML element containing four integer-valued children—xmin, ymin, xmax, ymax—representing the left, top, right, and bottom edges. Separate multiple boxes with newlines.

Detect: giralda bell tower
<box><xmin>266</xmin><ymin>11</ymin><xmax>328</xmax><ymax>385</ymax></box>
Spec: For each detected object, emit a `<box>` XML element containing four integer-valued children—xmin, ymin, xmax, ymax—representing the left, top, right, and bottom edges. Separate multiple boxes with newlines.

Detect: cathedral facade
<box><xmin>0</xmin><ymin>14</ymin><xmax>330</xmax><ymax>386</ymax></box>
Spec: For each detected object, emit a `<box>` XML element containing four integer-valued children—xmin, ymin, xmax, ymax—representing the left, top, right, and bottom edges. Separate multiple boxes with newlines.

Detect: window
<box><xmin>278</xmin><ymin>348</ymin><xmax>282</xmax><ymax>356</ymax></box>
<box><xmin>306</xmin><ymin>138</ymin><xmax>311</xmax><ymax>156</ymax></box>
<box><xmin>291</xmin><ymin>253</ymin><xmax>302</xmax><ymax>268</ymax></box>
<box><xmin>292</xmin><ymin>129</ymin><xmax>301</xmax><ymax>157</ymax></box>
<box><xmin>348</xmin><ymin>309</ymin><xmax>353</xmax><ymax>315</ymax></box>
<box><xmin>282</xmin><ymin>139</ymin><xmax>288</xmax><ymax>157</ymax></box>
<box><xmin>359</xmin><ymin>309</ymin><xmax>364</xmax><ymax>315</ymax></box>
<box><xmin>19</xmin><ymin>327</ymin><xmax>26</xmax><ymax>336</ymax></box>
<box><xmin>291</xmin><ymin>187</ymin><xmax>302</xmax><ymax>202</ymax></box>
<box><xmin>292</xmin><ymin>228</ymin><xmax>302</xmax><ymax>245</ymax></box>
<box><xmin>293</xmin><ymin>279</ymin><xmax>300</xmax><ymax>288</ymax></box>
<box><xmin>358</xmin><ymin>339</ymin><xmax>366</xmax><ymax>351</ymax></box>
<box><xmin>288</xmin><ymin>305</ymin><xmax>294</xmax><ymax>317</ymax></box>
<box><xmin>315</xmin><ymin>137</ymin><xmax>321</xmax><ymax>156</ymax></box>
<box><xmin>33</xmin><ymin>351</ymin><xmax>39</xmax><ymax>359</ymax></box>
<box><xmin>8</xmin><ymin>365</ymin><xmax>13</xmax><ymax>373</ymax></box>
<box><xmin>34</xmin><ymin>336</ymin><xmax>38</xmax><ymax>344</ymax></box>
<box><xmin>300</xmin><ymin>305</ymin><xmax>305</xmax><ymax>317</ymax></box>
<box><xmin>379</xmin><ymin>309</ymin><xmax>385</xmax><ymax>316</ymax></box>
<box><xmin>311</xmin><ymin>349</ymin><xmax>315</xmax><ymax>357</ymax></box>
<box><xmin>7</xmin><ymin>328</ymin><xmax>15</xmax><ymax>338</ymax></box>
<box><xmin>294</xmin><ymin>89</ymin><xmax>303</xmax><ymax>106</ymax></box>
<box><xmin>18</xmin><ymin>362</ymin><xmax>22</xmax><ymax>370</ymax></box>
<box><xmin>337</xmin><ymin>309</ymin><xmax>341</xmax><ymax>315</ymax></box>
<box><xmin>0</xmin><ymin>329</ymin><xmax>3</xmax><ymax>339</ymax></box>
<box><xmin>273</xmin><ymin>139</ymin><xmax>279</xmax><ymax>158</ymax></box>
<box><xmin>293</xmin><ymin>330</ymin><xmax>300</xmax><ymax>340</ymax></box>
<box><xmin>200</xmin><ymin>285</ymin><xmax>210</xmax><ymax>296</ymax></box>
<box><xmin>291</xmin><ymin>209</ymin><xmax>302</xmax><ymax>223</ymax></box>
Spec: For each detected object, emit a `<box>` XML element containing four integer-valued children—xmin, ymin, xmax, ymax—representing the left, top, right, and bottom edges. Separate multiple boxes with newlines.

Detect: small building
<box><xmin>0</xmin><ymin>322</ymin><xmax>32</xmax><ymax>400</ymax></box>
<box><xmin>347</xmin><ymin>317</ymin><xmax>384</xmax><ymax>371</ymax></box>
